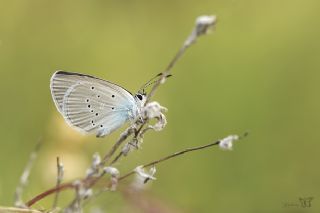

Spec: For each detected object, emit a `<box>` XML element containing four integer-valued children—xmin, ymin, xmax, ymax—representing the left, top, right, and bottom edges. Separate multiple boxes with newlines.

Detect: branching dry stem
<box><xmin>25</xmin><ymin>132</ymin><xmax>247</xmax><ymax>207</ymax></box>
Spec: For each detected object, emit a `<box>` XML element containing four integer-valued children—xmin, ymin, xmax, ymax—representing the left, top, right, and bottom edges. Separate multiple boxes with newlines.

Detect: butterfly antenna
<box><xmin>138</xmin><ymin>73</ymin><xmax>172</xmax><ymax>94</ymax></box>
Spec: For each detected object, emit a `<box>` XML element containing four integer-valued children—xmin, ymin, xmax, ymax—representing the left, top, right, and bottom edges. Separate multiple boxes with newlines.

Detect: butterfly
<box><xmin>50</xmin><ymin>71</ymin><xmax>148</xmax><ymax>137</ymax></box>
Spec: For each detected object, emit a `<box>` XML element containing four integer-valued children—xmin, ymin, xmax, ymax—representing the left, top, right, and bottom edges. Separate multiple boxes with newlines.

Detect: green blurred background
<box><xmin>1</xmin><ymin>0</ymin><xmax>320</xmax><ymax>212</ymax></box>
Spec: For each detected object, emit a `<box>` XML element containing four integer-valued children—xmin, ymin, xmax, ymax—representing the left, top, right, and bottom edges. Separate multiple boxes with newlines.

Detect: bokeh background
<box><xmin>1</xmin><ymin>0</ymin><xmax>320</xmax><ymax>212</ymax></box>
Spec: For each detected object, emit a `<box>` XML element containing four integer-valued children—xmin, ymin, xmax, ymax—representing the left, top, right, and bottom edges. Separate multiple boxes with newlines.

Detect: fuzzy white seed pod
<box><xmin>134</xmin><ymin>166</ymin><xmax>157</xmax><ymax>181</ymax></box>
<box><xmin>150</xmin><ymin>114</ymin><xmax>167</xmax><ymax>131</ymax></box>
<box><xmin>141</xmin><ymin>102</ymin><xmax>167</xmax><ymax>132</ymax></box>
<box><xmin>82</xmin><ymin>188</ymin><xmax>93</xmax><ymax>199</ymax></box>
<box><xmin>219</xmin><ymin>135</ymin><xmax>239</xmax><ymax>150</ymax></box>
<box><xmin>104</xmin><ymin>167</ymin><xmax>120</xmax><ymax>178</ymax></box>
<box><xmin>185</xmin><ymin>15</ymin><xmax>217</xmax><ymax>47</ymax></box>
<box><xmin>91</xmin><ymin>152</ymin><xmax>101</xmax><ymax>167</ymax></box>
<box><xmin>104</xmin><ymin>167</ymin><xmax>120</xmax><ymax>191</ymax></box>
<box><xmin>142</xmin><ymin>102</ymin><xmax>167</xmax><ymax>119</ymax></box>
<box><xmin>86</xmin><ymin>152</ymin><xmax>102</xmax><ymax>177</ymax></box>
<box><xmin>121</xmin><ymin>143</ymin><xmax>132</xmax><ymax>156</ymax></box>
<box><xmin>195</xmin><ymin>15</ymin><xmax>217</xmax><ymax>36</ymax></box>
<box><xmin>72</xmin><ymin>179</ymin><xmax>82</xmax><ymax>187</ymax></box>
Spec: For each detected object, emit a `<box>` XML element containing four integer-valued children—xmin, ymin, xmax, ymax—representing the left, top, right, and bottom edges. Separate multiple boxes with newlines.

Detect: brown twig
<box><xmin>26</xmin><ymin>182</ymin><xmax>74</xmax><ymax>207</ymax></box>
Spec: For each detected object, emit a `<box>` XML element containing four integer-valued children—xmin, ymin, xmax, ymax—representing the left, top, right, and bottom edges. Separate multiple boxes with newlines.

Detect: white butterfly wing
<box><xmin>50</xmin><ymin>71</ymin><xmax>138</xmax><ymax>137</ymax></box>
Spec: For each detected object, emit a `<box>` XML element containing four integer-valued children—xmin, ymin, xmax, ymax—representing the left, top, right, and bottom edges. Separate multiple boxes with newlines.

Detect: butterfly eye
<box><xmin>137</xmin><ymin>94</ymin><xmax>143</xmax><ymax>100</ymax></box>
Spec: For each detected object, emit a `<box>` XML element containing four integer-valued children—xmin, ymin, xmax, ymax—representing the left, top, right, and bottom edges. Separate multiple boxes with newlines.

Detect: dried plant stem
<box><xmin>52</xmin><ymin>157</ymin><xmax>63</xmax><ymax>209</ymax></box>
<box><xmin>26</xmin><ymin>182</ymin><xmax>74</xmax><ymax>207</ymax></box>
<box><xmin>110</xmin><ymin>122</ymin><xmax>146</xmax><ymax>165</ymax></box>
<box><xmin>110</xmin><ymin>151</ymin><xmax>123</xmax><ymax>165</ymax></box>
<box><xmin>14</xmin><ymin>141</ymin><xmax>41</xmax><ymax>207</ymax></box>
<box><xmin>101</xmin><ymin>126</ymin><xmax>135</xmax><ymax>164</ymax></box>
<box><xmin>0</xmin><ymin>207</ymin><xmax>43</xmax><ymax>213</ymax></box>
<box><xmin>25</xmin><ymin>133</ymin><xmax>247</xmax><ymax>207</ymax></box>
<box><xmin>146</xmin><ymin>41</ymin><xmax>188</xmax><ymax>103</ymax></box>
<box><xmin>119</xmin><ymin>136</ymin><xmax>234</xmax><ymax>181</ymax></box>
<box><xmin>146</xmin><ymin>15</ymin><xmax>217</xmax><ymax>103</ymax></box>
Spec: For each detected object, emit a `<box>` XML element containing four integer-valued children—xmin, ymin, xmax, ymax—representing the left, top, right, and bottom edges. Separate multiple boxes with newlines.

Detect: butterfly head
<box><xmin>134</xmin><ymin>92</ymin><xmax>147</xmax><ymax>107</ymax></box>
